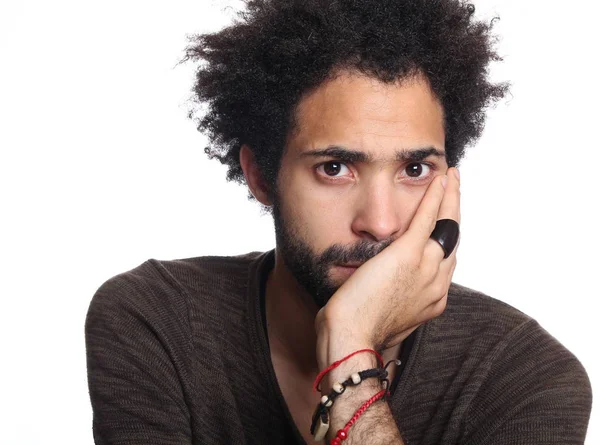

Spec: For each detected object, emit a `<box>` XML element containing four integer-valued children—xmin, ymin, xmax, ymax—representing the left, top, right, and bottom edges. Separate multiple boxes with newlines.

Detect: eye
<box><xmin>317</xmin><ymin>161</ymin><xmax>351</xmax><ymax>177</ymax></box>
<box><xmin>401</xmin><ymin>162</ymin><xmax>431</xmax><ymax>179</ymax></box>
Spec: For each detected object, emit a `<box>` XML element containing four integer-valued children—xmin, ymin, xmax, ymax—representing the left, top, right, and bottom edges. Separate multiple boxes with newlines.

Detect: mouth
<box><xmin>334</xmin><ymin>263</ymin><xmax>361</xmax><ymax>278</ymax></box>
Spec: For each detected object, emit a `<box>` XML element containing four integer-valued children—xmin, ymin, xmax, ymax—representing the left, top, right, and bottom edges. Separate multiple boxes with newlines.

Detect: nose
<box><xmin>350</xmin><ymin>183</ymin><xmax>402</xmax><ymax>242</ymax></box>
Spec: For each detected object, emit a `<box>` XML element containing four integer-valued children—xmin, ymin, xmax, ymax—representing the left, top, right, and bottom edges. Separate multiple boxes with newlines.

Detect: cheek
<box><xmin>401</xmin><ymin>186</ymin><xmax>429</xmax><ymax>224</ymax></box>
<box><xmin>288</xmin><ymin>189</ymin><xmax>350</xmax><ymax>243</ymax></box>
<box><xmin>279</xmin><ymin>177</ymin><xmax>353</xmax><ymax>247</ymax></box>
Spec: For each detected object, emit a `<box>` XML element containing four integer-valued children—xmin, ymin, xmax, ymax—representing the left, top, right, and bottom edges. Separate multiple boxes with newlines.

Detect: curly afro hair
<box><xmin>185</xmin><ymin>0</ymin><xmax>508</xmax><ymax>192</ymax></box>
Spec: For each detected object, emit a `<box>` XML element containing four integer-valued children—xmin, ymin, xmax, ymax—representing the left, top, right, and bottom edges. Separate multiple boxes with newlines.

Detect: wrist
<box><xmin>315</xmin><ymin>312</ymin><xmax>375</xmax><ymax>369</ymax></box>
<box><xmin>315</xmin><ymin>331</ymin><xmax>381</xmax><ymax>394</ymax></box>
<box><xmin>316</xmin><ymin>334</ymin><xmax>376</xmax><ymax>372</ymax></box>
<box><xmin>319</xmin><ymin>352</ymin><xmax>380</xmax><ymax>394</ymax></box>
<box><xmin>312</xmin><ymin>332</ymin><xmax>391</xmax><ymax>443</ymax></box>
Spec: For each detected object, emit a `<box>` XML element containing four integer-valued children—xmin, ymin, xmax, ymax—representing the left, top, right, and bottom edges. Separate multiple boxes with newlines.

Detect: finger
<box><xmin>423</xmin><ymin>230</ymin><xmax>459</xmax><ymax>282</ymax></box>
<box><xmin>445</xmin><ymin>256</ymin><xmax>458</xmax><ymax>288</ymax></box>
<box><xmin>422</xmin><ymin>167</ymin><xmax>461</xmax><ymax>262</ymax></box>
<box><xmin>438</xmin><ymin>253</ymin><xmax>457</xmax><ymax>285</ymax></box>
<box><xmin>405</xmin><ymin>174</ymin><xmax>448</xmax><ymax>252</ymax></box>
<box><xmin>427</xmin><ymin>268</ymin><xmax>453</xmax><ymax>312</ymax></box>
<box><xmin>428</xmin><ymin>292</ymin><xmax>448</xmax><ymax>319</ymax></box>
<box><xmin>437</xmin><ymin>167</ymin><xmax>461</xmax><ymax>224</ymax></box>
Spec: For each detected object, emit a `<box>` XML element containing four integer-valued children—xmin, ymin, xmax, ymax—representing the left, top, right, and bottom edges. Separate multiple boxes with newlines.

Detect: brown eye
<box><xmin>405</xmin><ymin>163</ymin><xmax>424</xmax><ymax>177</ymax></box>
<box><xmin>316</xmin><ymin>161</ymin><xmax>351</xmax><ymax>180</ymax></box>
<box><xmin>320</xmin><ymin>162</ymin><xmax>347</xmax><ymax>176</ymax></box>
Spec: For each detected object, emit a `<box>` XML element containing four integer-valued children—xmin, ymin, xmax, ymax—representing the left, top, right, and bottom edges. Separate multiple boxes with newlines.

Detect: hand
<box><xmin>315</xmin><ymin>168</ymin><xmax>461</xmax><ymax>362</ymax></box>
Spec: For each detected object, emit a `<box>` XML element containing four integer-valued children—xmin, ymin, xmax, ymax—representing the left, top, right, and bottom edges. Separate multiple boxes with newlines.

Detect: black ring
<box><xmin>429</xmin><ymin>219</ymin><xmax>460</xmax><ymax>259</ymax></box>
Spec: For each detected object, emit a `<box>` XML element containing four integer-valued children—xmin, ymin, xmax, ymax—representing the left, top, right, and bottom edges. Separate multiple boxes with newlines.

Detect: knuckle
<box><xmin>447</xmin><ymin>271</ymin><xmax>455</xmax><ymax>289</ymax></box>
<box><xmin>433</xmin><ymin>294</ymin><xmax>448</xmax><ymax>317</ymax></box>
<box><xmin>432</xmin><ymin>281</ymin><xmax>449</xmax><ymax>300</ymax></box>
<box><xmin>446</xmin><ymin>256</ymin><xmax>457</xmax><ymax>274</ymax></box>
<box><xmin>404</xmin><ymin>252</ymin><xmax>422</xmax><ymax>271</ymax></box>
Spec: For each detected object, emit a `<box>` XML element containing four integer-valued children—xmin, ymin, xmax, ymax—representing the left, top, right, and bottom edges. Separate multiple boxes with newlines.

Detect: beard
<box><xmin>272</xmin><ymin>193</ymin><xmax>392</xmax><ymax>308</ymax></box>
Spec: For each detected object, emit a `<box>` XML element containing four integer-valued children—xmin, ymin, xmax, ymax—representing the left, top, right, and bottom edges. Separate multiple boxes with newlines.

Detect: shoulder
<box><xmin>155</xmin><ymin>250</ymin><xmax>266</xmax><ymax>292</ymax></box>
<box><xmin>86</xmin><ymin>250</ymin><xmax>268</xmax><ymax>335</ymax></box>
<box><xmin>443</xmin><ymin>283</ymin><xmax>589</xmax><ymax>375</ymax></box>
<box><xmin>442</xmin><ymin>282</ymin><xmax>535</xmax><ymax>345</ymax></box>
<box><xmin>447</xmin><ymin>282</ymin><xmax>530</xmax><ymax>323</ymax></box>
<box><xmin>434</xmin><ymin>283</ymin><xmax>592</xmax><ymax>407</ymax></box>
<box><xmin>89</xmin><ymin>251</ymin><xmax>265</xmax><ymax>307</ymax></box>
<box><xmin>438</xmin><ymin>284</ymin><xmax>593</xmax><ymax>442</ymax></box>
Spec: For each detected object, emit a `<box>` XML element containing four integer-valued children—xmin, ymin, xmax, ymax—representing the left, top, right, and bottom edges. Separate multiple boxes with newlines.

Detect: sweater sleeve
<box><xmin>464</xmin><ymin>319</ymin><xmax>593</xmax><ymax>445</ymax></box>
<box><xmin>85</xmin><ymin>267</ymin><xmax>193</xmax><ymax>445</ymax></box>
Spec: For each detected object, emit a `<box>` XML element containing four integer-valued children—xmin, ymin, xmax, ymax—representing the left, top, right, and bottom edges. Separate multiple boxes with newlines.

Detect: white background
<box><xmin>1</xmin><ymin>0</ymin><xmax>598</xmax><ymax>443</ymax></box>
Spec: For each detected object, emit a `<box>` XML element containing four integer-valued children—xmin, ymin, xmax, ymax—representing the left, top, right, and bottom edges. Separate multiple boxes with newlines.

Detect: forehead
<box><xmin>288</xmin><ymin>71</ymin><xmax>445</xmax><ymax>159</ymax></box>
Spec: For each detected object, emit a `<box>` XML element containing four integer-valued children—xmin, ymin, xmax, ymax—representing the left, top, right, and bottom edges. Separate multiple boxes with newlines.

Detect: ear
<box><xmin>239</xmin><ymin>144</ymin><xmax>273</xmax><ymax>206</ymax></box>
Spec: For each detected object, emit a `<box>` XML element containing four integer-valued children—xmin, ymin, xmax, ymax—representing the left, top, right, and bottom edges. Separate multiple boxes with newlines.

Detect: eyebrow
<box><xmin>300</xmin><ymin>145</ymin><xmax>445</xmax><ymax>163</ymax></box>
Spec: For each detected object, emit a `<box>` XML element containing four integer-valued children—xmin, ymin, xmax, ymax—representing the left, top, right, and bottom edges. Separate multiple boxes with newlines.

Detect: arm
<box><xmin>317</xmin><ymin>336</ymin><xmax>405</xmax><ymax>444</ymax></box>
<box><xmin>317</xmin><ymin>322</ymin><xmax>592</xmax><ymax>445</ymax></box>
<box><xmin>85</xmin><ymin>271</ymin><xmax>193</xmax><ymax>445</ymax></box>
<box><xmin>313</xmin><ymin>170</ymin><xmax>458</xmax><ymax>444</ymax></box>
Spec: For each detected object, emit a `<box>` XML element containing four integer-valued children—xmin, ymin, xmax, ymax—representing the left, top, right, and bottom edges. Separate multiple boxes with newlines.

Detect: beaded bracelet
<box><xmin>310</xmin><ymin>360</ymin><xmax>400</xmax><ymax>441</ymax></box>
<box><xmin>313</xmin><ymin>349</ymin><xmax>384</xmax><ymax>393</ymax></box>
<box><xmin>310</xmin><ymin>368</ymin><xmax>385</xmax><ymax>440</ymax></box>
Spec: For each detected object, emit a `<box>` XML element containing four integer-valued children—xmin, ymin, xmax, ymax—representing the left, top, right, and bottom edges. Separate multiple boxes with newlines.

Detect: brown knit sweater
<box><xmin>85</xmin><ymin>250</ymin><xmax>592</xmax><ymax>444</ymax></box>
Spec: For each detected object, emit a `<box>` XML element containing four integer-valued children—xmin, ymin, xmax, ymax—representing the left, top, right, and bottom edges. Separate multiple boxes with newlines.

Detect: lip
<box><xmin>335</xmin><ymin>264</ymin><xmax>360</xmax><ymax>277</ymax></box>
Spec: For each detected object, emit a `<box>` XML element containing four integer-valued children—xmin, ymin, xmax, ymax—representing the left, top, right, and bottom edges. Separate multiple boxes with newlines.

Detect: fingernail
<box><xmin>454</xmin><ymin>168</ymin><xmax>460</xmax><ymax>181</ymax></box>
<box><xmin>441</xmin><ymin>175</ymin><xmax>448</xmax><ymax>188</ymax></box>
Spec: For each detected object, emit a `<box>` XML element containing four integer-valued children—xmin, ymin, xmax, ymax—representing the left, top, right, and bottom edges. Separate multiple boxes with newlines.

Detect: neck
<box><xmin>265</xmin><ymin>249</ymin><xmax>320</xmax><ymax>376</ymax></box>
<box><xmin>264</xmin><ymin>249</ymin><xmax>403</xmax><ymax>377</ymax></box>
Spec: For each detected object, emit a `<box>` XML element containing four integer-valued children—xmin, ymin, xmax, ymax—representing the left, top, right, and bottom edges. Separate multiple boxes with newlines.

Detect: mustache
<box><xmin>317</xmin><ymin>238</ymin><xmax>393</xmax><ymax>266</ymax></box>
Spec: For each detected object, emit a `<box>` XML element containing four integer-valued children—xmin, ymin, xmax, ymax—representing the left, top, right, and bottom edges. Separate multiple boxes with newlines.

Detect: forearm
<box><xmin>318</xmin><ymin>338</ymin><xmax>405</xmax><ymax>444</ymax></box>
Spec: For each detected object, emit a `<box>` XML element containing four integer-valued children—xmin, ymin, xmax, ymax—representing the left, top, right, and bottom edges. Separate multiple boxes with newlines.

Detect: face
<box><xmin>273</xmin><ymin>71</ymin><xmax>447</xmax><ymax>308</ymax></box>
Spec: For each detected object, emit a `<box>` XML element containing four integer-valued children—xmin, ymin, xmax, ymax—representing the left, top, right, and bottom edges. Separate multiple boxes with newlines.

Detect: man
<box><xmin>85</xmin><ymin>1</ymin><xmax>592</xmax><ymax>444</ymax></box>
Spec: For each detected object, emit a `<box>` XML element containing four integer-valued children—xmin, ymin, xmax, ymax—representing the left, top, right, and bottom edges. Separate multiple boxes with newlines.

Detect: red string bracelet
<box><xmin>330</xmin><ymin>388</ymin><xmax>387</xmax><ymax>445</ymax></box>
<box><xmin>313</xmin><ymin>349</ymin><xmax>384</xmax><ymax>392</ymax></box>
